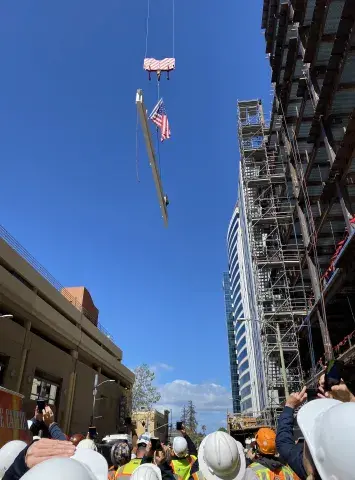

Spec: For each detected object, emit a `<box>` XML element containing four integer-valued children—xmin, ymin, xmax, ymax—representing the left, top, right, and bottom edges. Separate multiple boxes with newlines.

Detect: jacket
<box><xmin>141</xmin><ymin>456</ymin><xmax>176</xmax><ymax>480</ymax></box>
<box><xmin>3</xmin><ymin>421</ymin><xmax>67</xmax><ymax>480</ymax></box>
<box><xmin>276</xmin><ymin>406</ymin><xmax>306</xmax><ymax>480</ymax></box>
<box><xmin>29</xmin><ymin>418</ymin><xmax>67</xmax><ymax>441</ymax></box>
<box><xmin>249</xmin><ymin>455</ymin><xmax>298</xmax><ymax>479</ymax></box>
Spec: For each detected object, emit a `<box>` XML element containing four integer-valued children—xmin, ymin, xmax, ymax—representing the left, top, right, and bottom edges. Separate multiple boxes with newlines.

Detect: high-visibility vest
<box><xmin>171</xmin><ymin>455</ymin><xmax>197</xmax><ymax>480</ymax></box>
<box><xmin>115</xmin><ymin>459</ymin><xmax>142</xmax><ymax>478</ymax></box>
<box><xmin>249</xmin><ymin>462</ymin><xmax>298</xmax><ymax>480</ymax></box>
<box><xmin>108</xmin><ymin>466</ymin><xmax>117</xmax><ymax>480</ymax></box>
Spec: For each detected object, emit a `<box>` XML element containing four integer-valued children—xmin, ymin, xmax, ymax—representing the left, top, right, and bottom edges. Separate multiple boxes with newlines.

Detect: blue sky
<box><xmin>0</xmin><ymin>1</ymin><xmax>270</xmax><ymax>431</ymax></box>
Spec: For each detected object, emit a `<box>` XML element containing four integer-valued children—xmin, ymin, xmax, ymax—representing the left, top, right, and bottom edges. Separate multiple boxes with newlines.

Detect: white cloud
<box><xmin>151</xmin><ymin>363</ymin><xmax>174</xmax><ymax>373</ymax></box>
<box><xmin>155</xmin><ymin>379</ymin><xmax>232</xmax><ymax>432</ymax></box>
<box><xmin>157</xmin><ymin>379</ymin><xmax>232</xmax><ymax>412</ymax></box>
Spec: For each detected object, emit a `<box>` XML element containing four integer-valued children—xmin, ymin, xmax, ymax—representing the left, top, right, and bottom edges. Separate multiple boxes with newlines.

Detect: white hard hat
<box><xmin>131</xmin><ymin>464</ymin><xmax>162</xmax><ymax>480</ymax></box>
<box><xmin>298</xmin><ymin>398</ymin><xmax>355</xmax><ymax>480</ymax></box>
<box><xmin>72</xmin><ymin>449</ymin><xmax>108</xmax><ymax>480</ymax></box>
<box><xmin>0</xmin><ymin>440</ymin><xmax>27</xmax><ymax>479</ymax></box>
<box><xmin>198</xmin><ymin>431</ymin><xmax>246</xmax><ymax>480</ymax></box>
<box><xmin>173</xmin><ymin>436</ymin><xmax>188</xmax><ymax>457</ymax></box>
<box><xmin>21</xmin><ymin>457</ymin><xmax>97</xmax><ymax>480</ymax></box>
<box><xmin>137</xmin><ymin>433</ymin><xmax>151</xmax><ymax>446</ymax></box>
<box><xmin>76</xmin><ymin>439</ymin><xmax>98</xmax><ymax>451</ymax></box>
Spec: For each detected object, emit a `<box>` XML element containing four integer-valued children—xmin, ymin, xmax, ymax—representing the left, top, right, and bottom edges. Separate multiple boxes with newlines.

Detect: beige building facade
<box><xmin>0</xmin><ymin>232</ymin><xmax>134</xmax><ymax>436</ymax></box>
<box><xmin>132</xmin><ymin>410</ymin><xmax>170</xmax><ymax>443</ymax></box>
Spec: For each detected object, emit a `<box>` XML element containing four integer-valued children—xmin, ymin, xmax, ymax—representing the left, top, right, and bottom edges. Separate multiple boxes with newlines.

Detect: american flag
<box><xmin>149</xmin><ymin>99</ymin><xmax>171</xmax><ymax>142</ymax></box>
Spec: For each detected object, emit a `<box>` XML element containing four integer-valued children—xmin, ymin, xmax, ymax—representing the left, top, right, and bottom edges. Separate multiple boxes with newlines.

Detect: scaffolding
<box><xmin>237</xmin><ymin>99</ymin><xmax>307</xmax><ymax>419</ymax></box>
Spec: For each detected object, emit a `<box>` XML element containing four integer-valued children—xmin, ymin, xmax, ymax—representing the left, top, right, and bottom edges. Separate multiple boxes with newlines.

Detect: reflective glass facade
<box><xmin>222</xmin><ymin>273</ymin><xmax>241</xmax><ymax>413</ymax></box>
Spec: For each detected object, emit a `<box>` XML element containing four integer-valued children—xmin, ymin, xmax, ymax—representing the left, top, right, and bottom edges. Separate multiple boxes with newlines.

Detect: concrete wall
<box><xmin>132</xmin><ymin>410</ymin><xmax>169</xmax><ymax>443</ymax></box>
<box><xmin>0</xmin><ymin>316</ymin><xmax>130</xmax><ymax>435</ymax></box>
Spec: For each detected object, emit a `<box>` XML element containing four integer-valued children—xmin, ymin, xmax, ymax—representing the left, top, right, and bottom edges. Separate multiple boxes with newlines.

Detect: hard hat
<box><xmin>137</xmin><ymin>433</ymin><xmax>151</xmax><ymax>446</ymax></box>
<box><xmin>297</xmin><ymin>398</ymin><xmax>355</xmax><ymax>480</ymax></box>
<box><xmin>21</xmin><ymin>457</ymin><xmax>97</xmax><ymax>480</ymax></box>
<box><xmin>70</xmin><ymin>433</ymin><xmax>85</xmax><ymax>447</ymax></box>
<box><xmin>198</xmin><ymin>431</ymin><xmax>246</xmax><ymax>480</ymax></box>
<box><xmin>173</xmin><ymin>436</ymin><xmax>188</xmax><ymax>457</ymax></box>
<box><xmin>77</xmin><ymin>439</ymin><xmax>98</xmax><ymax>451</ymax></box>
<box><xmin>255</xmin><ymin>428</ymin><xmax>276</xmax><ymax>455</ymax></box>
<box><xmin>73</xmin><ymin>448</ymin><xmax>108</xmax><ymax>480</ymax></box>
<box><xmin>110</xmin><ymin>441</ymin><xmax>131</xmax><ymax>467</ymax></box>
<box><xmin>131</xmin><ymin>464</ymin><xmax>162</xmax><ymax>480</ymax></box>
<box><xmin>0</xmin><ymin>440</ymin><xmax>27</xmax><ymax>479</ymax></box>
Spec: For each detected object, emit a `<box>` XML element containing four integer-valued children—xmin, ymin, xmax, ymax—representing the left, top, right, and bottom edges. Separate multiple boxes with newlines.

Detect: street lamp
<box><xmin>92</xmin><ymin>374</ymin><xmax>115</xmax><ymax>423</ymax></box>
<box><xmin>237</xmin><ymin>318</ymin><xmax>289</xmax><ymax>398</ymax></box>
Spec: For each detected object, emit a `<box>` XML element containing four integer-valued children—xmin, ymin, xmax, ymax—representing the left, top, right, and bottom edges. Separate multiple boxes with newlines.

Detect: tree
<box><xmin>132</xmin><ymin>364</ymin><xmax>161</xmax><ymax>411</ymax></box>
<box><xmin>218</xmin><ymin>427</ymin><xmax>227</xmax><ymax>433</ymax></box>
<box><xmin>180</xmin><ymin>405</ymin><xmax>188</xmax><ymax>425</ymax></box>
<box><xmin>186</xmin><ymin>400</ymin><xmax>198</xmax><ymax>433</ymax></box>
<box><xmin>201</xmin><ymin>425</ymin><xmax>207</xmax><ymax>436</ymax></box>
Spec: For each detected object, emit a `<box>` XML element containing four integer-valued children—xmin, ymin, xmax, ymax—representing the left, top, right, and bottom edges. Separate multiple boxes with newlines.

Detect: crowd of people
<box><xmin>1</xmin><ymin>365</ymin><xmax>354</xmax><ymax>480</ymax></box>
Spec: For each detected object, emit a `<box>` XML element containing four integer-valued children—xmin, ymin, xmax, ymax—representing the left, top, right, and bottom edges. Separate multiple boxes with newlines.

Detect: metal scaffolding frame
<box><xmin>237</xmin><ymin>99</ymin><xmax>307</xmax><ymax>418</ymax></box>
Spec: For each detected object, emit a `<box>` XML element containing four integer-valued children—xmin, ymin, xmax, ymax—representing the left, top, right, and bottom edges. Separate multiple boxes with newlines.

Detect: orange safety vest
<box><xmin>115</xmin><ymin>459</ymin><xmax>142</xmax><ymax>478</ymax></box>
<box><xmin>171</xmin><ymin>455</ymin><xmax>197</xmax><ymax>480</ymax></box>
<box><xmin>249</xmin><ymin>462</ymin><xmax>298</xmax><ymax>480</ymax></box>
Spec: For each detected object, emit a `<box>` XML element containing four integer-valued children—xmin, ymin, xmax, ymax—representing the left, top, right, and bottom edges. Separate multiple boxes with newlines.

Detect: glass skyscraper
<box><xmin>226</xmin><ymin>204</ymin><xmax>266</xmax><ymax>413</ymax></box>
<box><xmin>222</xmin><ymin>272</ymin><xmax>241</xmax><ymax>413</ymax></box>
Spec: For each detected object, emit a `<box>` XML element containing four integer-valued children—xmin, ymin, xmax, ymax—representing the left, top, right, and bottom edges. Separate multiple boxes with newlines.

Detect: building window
<box><xmin>30</xmin><ymin>375</ymin><xmax>60</xmax><ymax>406</ymax></box>
<box><xmin>0</xmin><ymin>355</ymin><xmax>9</xmax><ymax>386</ymax></box>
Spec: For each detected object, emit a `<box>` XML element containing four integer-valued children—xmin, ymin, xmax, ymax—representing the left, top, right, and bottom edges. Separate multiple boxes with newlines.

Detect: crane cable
<box><xmin>144</xmin><ymin>0</ymin><xmax>175</xmax><ymax>59</ymax></box>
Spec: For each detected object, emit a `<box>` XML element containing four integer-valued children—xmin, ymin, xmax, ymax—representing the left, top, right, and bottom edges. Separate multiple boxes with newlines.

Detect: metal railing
<box><xmin>0</xmin><ymin>224</ymin><xmax>115</xmax><ymax>342</ymax></box>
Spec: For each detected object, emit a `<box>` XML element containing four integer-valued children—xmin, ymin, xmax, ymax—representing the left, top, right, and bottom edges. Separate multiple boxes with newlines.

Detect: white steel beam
<box><xmin>136</xmin><ymin>89</ymin><xmax>168</xmax><ymax>227</ymax></box>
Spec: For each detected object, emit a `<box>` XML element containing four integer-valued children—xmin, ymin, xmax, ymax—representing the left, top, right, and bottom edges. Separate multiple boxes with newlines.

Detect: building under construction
<box><xmin>233</xmin><ymin>0</ymin><xmax>355</xmax><ymax>425</ymax></box>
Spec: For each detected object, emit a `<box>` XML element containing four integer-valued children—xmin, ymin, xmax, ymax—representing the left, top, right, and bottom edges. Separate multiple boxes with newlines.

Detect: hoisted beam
<box><xmin>136</xmin><ymin>89</ymin><xmax>168</xmax><ymax>227</ymax></box>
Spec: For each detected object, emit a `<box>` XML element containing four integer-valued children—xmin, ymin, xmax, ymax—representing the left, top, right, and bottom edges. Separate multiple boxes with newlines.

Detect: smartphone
<box><xmin>324</xmin><ymin>360</ymin><xmax>342</xmax><ymax>391</ymax></box>
<box><xmin>37</xmin><ymin>400</ymin><xmax>46</xmax><ymax>414</ymax></box>
<box><xmin>88</xmin><ymin>426</ymin><xmax>97</xmax><ymax>440</ymax></box>
<box><xmin>151</xmin><ymin>438</ymin><xmax>161</xmax><ymax>451</ymax></box>
<box><xmin>176</xmin><ymin>421</ymin><xmax>183</xmax><ymax>431</ymax></box>
<box><xmin>306</xmin><ymin>388</ymin><xmax>319</xmax><ymax>401</ymax></box>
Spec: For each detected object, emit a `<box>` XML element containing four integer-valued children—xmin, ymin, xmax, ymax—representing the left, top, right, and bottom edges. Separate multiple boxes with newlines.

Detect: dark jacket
<box><xmin>3</xmin><ymin>443</ymin><xmax>31</xmax><ymax>480</ymax></box>
<box><xmin>142</xmin><ymin>456</ymin><xmax>176</xmax><ymax>480</ymax></box>
<box><xmin>3</xmin><ymin>423</ymin><xmax>67</xmax><ymax>480</ymax></box>
<box><xmin>30</xmin><ymin>418</ymin><xmax>66</xmax><ymax>441</ymax></box>
<box><xmin>276</xmin><ymin>406</ymin><xmax>306</xmax><ymax>479</ymax></box>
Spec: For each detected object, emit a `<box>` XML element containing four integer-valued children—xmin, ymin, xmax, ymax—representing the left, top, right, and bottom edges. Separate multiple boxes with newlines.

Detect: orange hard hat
<box><xmin>255</xmin><ymin>427</ymin><xmax>276</xmax><ymax>455</ymax></box>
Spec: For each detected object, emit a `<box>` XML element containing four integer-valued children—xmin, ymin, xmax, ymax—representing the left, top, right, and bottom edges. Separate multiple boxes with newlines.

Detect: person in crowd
<box><xmin>297</xmin><ymin>397</ymin><xmax>355</xmax><ymax>479</ymax></box>
<box><xmin>28</xmin><ymin>405</ymin><xmax>66</xmax><ymax>441</ymax></box>
<box><xmin>131</xmin><ymin>464</ymin><xmax>163</xmax><ymax>480</ymax></box>
<box><xmin>317</xmin><ymin>373</ymin><xmax>355</xmax><ymax>402</ymax></box>
<box><xmin>198</xmin><ymin>430</ymin><xmax>258</xmax><ymax>480</ymax></box>
<box><xmin>141</xmin><ymin>443</ymin><xmax>175</xmax><ymax>480</ymax></box>
<box><xmin>3</xmin><ymin>438</ymin><xmax>75</xmax><ymax>480</ymax></box>
<box><xmin>115</xmin><ymin>434</ymin><xmax>148</xmax><ymax>478</ymax></box>
<box><xmin>276</xmin><ymin>387</ymin><xmax>308</xmax><ymax>479</ymax></box>
<box><xmin>248</xmin><ymin>427</ymin><xmax>298</xmax><ymax>479</ymax></box>
<box><xmin>70</xmin><ymin>434</ymin><xmax>85</xmax><ymax>447</ymax></box>
<box><xmin>20</xmin><ymin>457</ymin><xmax>98</xmax><ymax>480</ymax></box>
<box><xmin>98</xmin><ymin>440</ymin><xmax>131</xmax><ymax>480</ymax></box>
<box><xmin>0</xmin><ymin>441</ymin><xmax>27</xmax><ymax>479</ymax></box>
<box><xmin>170</xmin><ymin>425</ymin><xmax>198</xmax><ymax>480</ymax></box>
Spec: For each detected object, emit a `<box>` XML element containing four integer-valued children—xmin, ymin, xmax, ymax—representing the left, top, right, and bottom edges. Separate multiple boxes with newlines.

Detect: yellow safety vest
<box><xmin>249</xmin><ymin>462</ymin><xmax>297</xmax><ymax>480</ymax></box>
<box><xmin>115</xmin><ymin>459</ymin><xmax>142</xmax><ymax>478</ymax></box>
<box><xmin>171</xmin><ymin>455</ymin><xmax>197</xmax><ymax>480</ymax></box>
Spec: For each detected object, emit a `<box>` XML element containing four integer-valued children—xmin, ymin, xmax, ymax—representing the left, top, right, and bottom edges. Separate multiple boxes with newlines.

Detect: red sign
<box><xmin>0</xmin><ymin>386</ymin><xmax>30</xmax><ymax>447</ymax></box>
